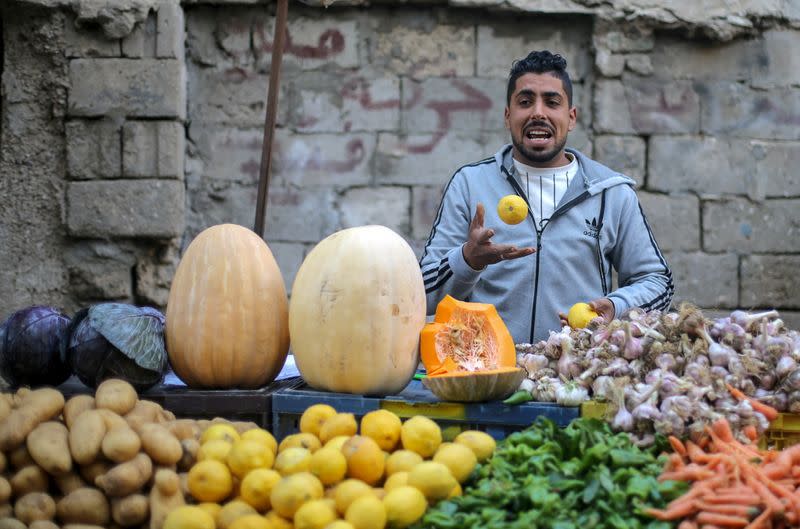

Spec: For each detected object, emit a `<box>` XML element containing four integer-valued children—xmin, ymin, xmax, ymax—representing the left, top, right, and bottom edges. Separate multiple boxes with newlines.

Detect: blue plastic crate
<box><xmin>271</xmin><ymin>379</ymin><xmax>579</xmax><ymax>441</ymax></box>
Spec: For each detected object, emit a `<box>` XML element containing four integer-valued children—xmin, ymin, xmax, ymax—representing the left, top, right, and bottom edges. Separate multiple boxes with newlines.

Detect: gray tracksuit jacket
<box><xmin>419</xmin><ymin>145</ymin><xmax>674</xmax><ymax>344</ymax></box>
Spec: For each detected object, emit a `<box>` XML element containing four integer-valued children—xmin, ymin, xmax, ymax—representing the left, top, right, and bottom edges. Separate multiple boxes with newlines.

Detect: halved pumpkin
<box><xmin>419</xmin><ymin>295</ymin><xmax>515</xmax><ymax>374</ymax></box>
<box><xmin>422</xmin><ymin>367</ymin><xmax>525</xmax><ymax>402</ymax></box>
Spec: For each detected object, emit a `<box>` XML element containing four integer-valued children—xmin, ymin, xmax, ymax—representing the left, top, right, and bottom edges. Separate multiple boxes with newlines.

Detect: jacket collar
<box><xmin>495</xmin><ymin>144</ymin><xmax>635</xmax><ymax>201</ymax></box>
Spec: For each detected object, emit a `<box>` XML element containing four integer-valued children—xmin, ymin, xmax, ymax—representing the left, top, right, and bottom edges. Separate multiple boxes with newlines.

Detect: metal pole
<box><xmin>254</xmin><ymin>0</ymin><xmax>289</xmax><ymax>237</ymax></box>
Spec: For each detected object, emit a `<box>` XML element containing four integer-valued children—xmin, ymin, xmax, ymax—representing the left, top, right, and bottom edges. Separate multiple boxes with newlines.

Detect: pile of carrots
<box><xmin>646</xmin><ymin>385</ymin><xmax>800</xmax><ymax>529</ymax></box>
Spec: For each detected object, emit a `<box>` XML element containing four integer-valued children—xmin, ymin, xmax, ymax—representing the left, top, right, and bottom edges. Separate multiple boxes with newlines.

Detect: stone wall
<box><xmin>1</xmin><ymin>0</ymin><xmax>798</xmax><ymax>328</ymax></box>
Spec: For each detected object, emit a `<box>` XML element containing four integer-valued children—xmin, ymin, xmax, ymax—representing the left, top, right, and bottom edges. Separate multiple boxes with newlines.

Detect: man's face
<box><xmin>504</xmin><ymin>72</ymin><xmax>577</xmax><ymax>168</ymax></box>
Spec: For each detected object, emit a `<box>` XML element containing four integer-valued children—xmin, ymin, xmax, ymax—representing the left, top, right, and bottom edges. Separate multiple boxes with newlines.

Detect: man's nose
<box><xmin>530</xmin><ymin>100</ymin><xmax>547</xmax><ymax>119</ymax></box>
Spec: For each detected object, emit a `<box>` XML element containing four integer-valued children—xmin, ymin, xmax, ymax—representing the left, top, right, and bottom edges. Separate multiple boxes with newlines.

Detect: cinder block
<box><xmin>741</xmin><ymin>255</ymin><xmax>800</xmax><ymax>308</ymax></box>
<box><xmin>67</xmin><ymin>180</ymin><xmax>185</xmax><ymax>238</ymax></box>
<box><xmin>401</xmin><ymin>77</ymin><xmax>504</xmax><ymax>133</ymax></box>
<box><xmin>253</xmin><ymin>15</ymin><xmax>359</xmax><ymax>70</ymax></box>
<box><xmin>339</xmin><ymin>186</ymin><xmax>411</xmax><ymax>236</ymax></box>
<box><xmin>187</xmin><ymin>65</ymin><xmax>289</xmax><ymax>126</ymax></box>
<box><xmin>593</xmin><ymin>135</ymin><xmax>645</xmax><ymax>187</ymax></box>
<box><xmin>66</xmin><ymin>120</ymin><xmax>122</xmax><ymax>179</ymax></box>
<box><xmin>412</xmin><ymin>186</ymin><xmax>445</xmax><ymax>240</ymax></box>
<box><xmin>290</xmin><ymin>73</ymin><xmax>401</xmax><ymax>133</ymax></box>
<box><xmin>700</xmin><ymin>82</ymin><xmax>800</xmax><ymax>140</ymax></box>
<box><xmin>64</xmin><ymin>241</ymin><xmax>137</xmax><ymax>300</ymax></box>
<box><xmin>665</xmin><ymin>252</ymin><xmax>739</xmax><ymax>309</ymax></box>
<box><xmin>268</xmin><ymin>242</ymin><xmax>307</xmax><ymax>295</ymax></box>
<box><xmin>157</xmin><ymin>0</ymin><xmax>185</xmax><ymax>58</ymax></box>
<box><xmin>68</xmin><ymin>59</ymin><xmax>186</xmax><ymax>119</ymax></box>
<box><xmin>649</xmin><ymin>136</ymin><xmax>800</xmax><ymax>200</ymax></box>
<box><xmin>638</xmin><ymin>192</ymin><xmax>700</xmax><ymax>252</ymax></box>
<box><xmin>370</xmin><ymin>14</ymin><xmax>473</xmax><ymax>77</ymax></box>
<box><xmin>702</xmin><ymin>198</ymin><xmax>800</xmax><ymax>253</ymax></box>
<box><xmin>477</xmin><ymin>16</ymin><xmax>593</xmax><ymax>80</ymax></box>
<box><xmin>595</xmin><ymin>78</ymin><xmax>700</xmax><ymax>134</ymax></box>
<box><xmin>135</xmin><ymin>259</ymin><xmax>176</xmax><ymax>307</ymax></box>
<box><xmin>594</xmin><ymin>21</ymin><xmax>655</xmax><ymax>52</ymax></box>
<box><xmin>595</xmin><ymin>49</ymin><xmax>625</xmax><ymax>77</ymax></box>
<box><xmin>375</xmin><ymin>130</ymin><xmax>508</xmax><ymax>186</ymax></box>
<box><xmin>121</xmin><ymin>14</ymin><xmax>157</xmax><ymax>57</ymax></box>
<box><xmin>123</xmin><ymin>121</ymin><xmax>185</xmax><ymax>178</ymax></box>
<box><xmin>185</xmin><ymin>8</ymin><xmax>222</xmax><ymax>66</ymax></box>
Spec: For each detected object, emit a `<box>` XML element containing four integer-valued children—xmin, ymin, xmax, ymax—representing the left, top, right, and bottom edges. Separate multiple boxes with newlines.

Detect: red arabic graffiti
<box><xmin>253</xmin><ymin>25</ymin><xmax>345</xmax><ymax>60</ymax></box>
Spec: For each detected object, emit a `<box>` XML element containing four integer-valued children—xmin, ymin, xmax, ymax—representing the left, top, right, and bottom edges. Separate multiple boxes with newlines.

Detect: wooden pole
<box><xmin>254</xmin><ymin>0</ymin><xmax>289</xmax><ymax>237</ymax></box>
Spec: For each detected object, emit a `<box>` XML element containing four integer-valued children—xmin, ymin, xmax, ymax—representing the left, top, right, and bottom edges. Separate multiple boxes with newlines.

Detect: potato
<box><xmin>0</xmin><ymin>388</ymin><xmax>64</xmax><ymax>451</ymax></box>
<box><xmin>29</xmin><ymin>520</ymin><xmax>60</xmax><ymax>529</ymax></box>
<box><xmin>0</xmin><ymin>398</ymin><xmax>11</xmax><ymax>422</ymax></box>
<box><xmin>96</xmin><ymin>408</ymin><xmax>129</xmax><ymax>431</ymax></box>
<box><xmin>0</xmin><ymin>477</ymin><xmax>10</xmax><ymax>503</ymax></box>
<box><xmin>177</xmin><ymin>438</ymin><xmax>200</xmax><ymax>471</ymax></box>
<box><xmin>159</xmin><ymin>409</ymin><xmax>176</xmax><ymax>423</ymax></box>
<box><xmin>102</xmin><ymin>427</ymin><xmax>141</xmax><ymax>463</ymax></box>
<box><xmin>54</xmin><ymin>472</ymin><xmax>88</xmax><ymax>495</ymax></box>
<box><xmin>111</xmin><ymin>494</ymin><xmax>149</xmax><ymax>526</ymax></box>
<box><xmin>149</xmin><ymin>469</ymin><xmax>184</xmax><ymax>529</ymax></box>
<box><xmin>63</xmin><ymin>395</ymin><xmax>95</xmax><ymax>429</ymax></box>
<box><xmin>79</xmin><ymin>459</ymin><xmax>113</xmax><ymax>485</ymax></box>
<box><xmin>166</xmin><ymin>419</ymin><xmax>200</xmax><ymax>441</ymax></box>
<box><xmin>10</xmin><ymin>465</ymin><xmax>49</xmax><ymax>496</ymax></box>
<box><xmin>0</xmin><ymin>517</ymin><xmax>27</xmax><ymax>529</ymax></box>
<box><xmin>0</xmin><ymin>504</ymin><xmax>11</xmax><ymax>518</ymax></box>
<box><xmin>96</xmin><ymin>453</ymin><xmax>153</xmax><ymax>497</ymax></box>
<box><xmin>139</xmin><ymin>424</ymin><xmax>182</xmax><ymax>466</ymax></box>
<box><xmin>9</xmin><ymin>444</ymin><xmax>35</xmax><ymax>470</ymax></box>
<box><xmin>14</xmin><ymin>491</ymin><xmax>56</xmax><ymax>524</ymax></box>
<box><xmin>69</xmin><ymin>410</ymin><xmax>107</xmax><ymax>465</ymax></box>
<box><xmin>62</xmin><ymin>525</ymin><xmax>107</xmax><ymax>529</ymax></box>
<box><xmin>56</xmin><ymin>487</ymin><xmax>111</xmax><ymax>525</ymax></box>
<box><xmin>232</xmin><ymin>421</ymin><xmax>259</xmax><ymax>434</ymax></box>
<box><xmin>27</xmin><ymin>421</ymin><xmax>72</xmax><ymax>476</ymax></box>
<box><xmin>124</xmin><ymin>400</ymin><xmax>163</xmax><ymax>432</ymax></box>
<box><xmin>13</xmin><ymin>386</ymin><xmax>31</xmax><ymax>405</ymax></box>
<box><xmin>95</xmin><ymin>380</ymin><xmax>138</xmax><ymax>416</ymax></box>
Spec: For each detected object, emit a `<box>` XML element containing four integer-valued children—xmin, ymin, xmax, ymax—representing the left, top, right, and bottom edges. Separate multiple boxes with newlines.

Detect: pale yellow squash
<box><xmin>165</xmin><ymin>224</ymin><xmax>289</xmax><ymax>388</ymax></box>
<box><xmin>289</xmin><ymin>225</ymin><xmax>426</xmax><ymax>395</ymax></box>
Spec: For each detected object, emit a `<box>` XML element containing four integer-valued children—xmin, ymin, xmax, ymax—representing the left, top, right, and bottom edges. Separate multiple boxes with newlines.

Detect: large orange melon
<box><xmin>289</xmin><ymin>225</ymin><xmax>426</xmax><ymax>396</ymax></box>
<box><xmin>165</xmin><ymin>224</ymin><xmax>289</xmax><ymax>388</ymax></box>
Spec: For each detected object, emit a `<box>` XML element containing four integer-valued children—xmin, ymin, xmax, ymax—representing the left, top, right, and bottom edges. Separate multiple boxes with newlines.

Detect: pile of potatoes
<box><xmin>0</xmin><ymin>379</ymin><xmax>259</xmax><ymax>529</ymax></box>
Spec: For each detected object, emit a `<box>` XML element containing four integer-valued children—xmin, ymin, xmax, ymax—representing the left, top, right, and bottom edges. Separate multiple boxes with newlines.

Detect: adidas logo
<box><xmin>584</xmin><ymin>217</ymin><xmax>600</xmax><ymax>239</ymax></box>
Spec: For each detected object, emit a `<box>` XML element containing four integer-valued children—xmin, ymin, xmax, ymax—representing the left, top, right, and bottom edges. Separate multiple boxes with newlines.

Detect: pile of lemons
<box><xmin>164</xmin><ymin>405</ymin><xmax>496</xmax><ymax>529</ymax></box>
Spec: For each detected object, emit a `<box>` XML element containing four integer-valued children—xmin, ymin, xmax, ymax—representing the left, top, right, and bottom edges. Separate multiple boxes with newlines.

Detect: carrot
<box><xmin>744</xmin><ymin>425</ymin><xmax>759</xmax><ymax>443</ymax></box>
<box><xmin>694</xmin><ymin>502</ymin><xmax>757</xmax><ymax>518</ymax></box>
<box><xmin>705</xmin><ymin>493</ymin><xmax>762</xmax><ymax>506</ymax></box>
<box><xmin>678</xmin><ymin>521</ymin><xmax>698</xmax><ymax>529</ymax></box>
<box><xmin>713</xmin><ymin>418</ymin><xmax>736</xmax><ymax>443</ymax></box>
<box><xmin>670</xmin><ymin>435</ymin><xmax>688</xmax><ymax>457</ymax></box>
<box><xmin>744</xmin><ymin>508</ymin><xmax>771</xmax><ymax>529</ymax></box>
<box><xmin>660</xmin><ymin>466</ymin><xmax>717</xmax><ymax>482</ymax></box>
<box><xmin>645</xmin><ymin>500</ymin><xmax>697</xmax><ymax>520</ymax></box>
<box><xmin>727</xmin><ymin>383</ymin><xmax>779</xmax><ymax>422</ymax></box>
<box><xmin>687</xmin><ymin>440</ymin><xmax>714</xmax><ymax>463</ymax></box>
<box><xmin>695</xmin><ymin>512</ymin><xmax>750</xmax><ymax>527</ymax></box>
<box><xmin>668</xmin><ymin>452</ymin><xmax>687</xmax><ymax>471</ymax></box>
<box><xmin>744</xmin><ymin>472</ymin><xmax>785</xmax><ymax>515</ymax></box>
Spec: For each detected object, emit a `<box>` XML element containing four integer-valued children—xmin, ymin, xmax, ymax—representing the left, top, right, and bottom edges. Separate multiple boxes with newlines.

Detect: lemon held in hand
<box><xmin>567</xmin><ymin>302</ymin><xmax>599</xmax><ymax>329</ymax></box>
<box><xmin>497</xmin><ymin>195</ymin><xmax>528</xmax><ymax>225</ymax></box>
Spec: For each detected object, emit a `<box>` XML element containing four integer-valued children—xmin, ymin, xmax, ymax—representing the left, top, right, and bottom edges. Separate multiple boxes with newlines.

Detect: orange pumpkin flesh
<box><xmin>420</xmin><ymin>295</ymin><xmax>515</xmax><ymax>375</ymax></box>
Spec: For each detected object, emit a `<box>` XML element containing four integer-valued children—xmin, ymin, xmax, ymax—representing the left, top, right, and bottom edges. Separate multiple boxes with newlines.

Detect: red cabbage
<box><xmin>0</xmin><ymin>305</ymin><xmax>72</xmax><ymax>387</ymax></box>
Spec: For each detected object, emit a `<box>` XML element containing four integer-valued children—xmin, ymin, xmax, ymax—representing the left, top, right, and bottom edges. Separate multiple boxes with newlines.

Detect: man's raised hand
<box><xmin>462</xmin><ymin>203</ymin><xmax>535</xmax><ymax>270</ymax></box>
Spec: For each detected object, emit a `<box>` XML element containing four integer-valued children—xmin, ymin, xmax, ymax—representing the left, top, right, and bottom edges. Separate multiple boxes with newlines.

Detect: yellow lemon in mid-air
<box><xmin>567</xmin><ymin>302</ymin><xmax>599</xmax><ymax>329</ymax></box>
<box><xmin>497</xmin><ymin>195</ymin><xmax>528</xmax><ymax>225</ymax></box>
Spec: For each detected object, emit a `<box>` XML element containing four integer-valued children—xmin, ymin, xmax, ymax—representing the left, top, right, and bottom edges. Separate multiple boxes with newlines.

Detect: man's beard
<box><xmin>512</xmin><ymin>133</ymin><xmax>568</xmax><ymax>165</ymax></box>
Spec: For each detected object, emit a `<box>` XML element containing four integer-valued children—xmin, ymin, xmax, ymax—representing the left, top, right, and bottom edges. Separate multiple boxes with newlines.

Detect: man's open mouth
<box><xmin>525</xmin><ymin>128</ymin><xmax>553</xmax><ymax>143</ymax></box>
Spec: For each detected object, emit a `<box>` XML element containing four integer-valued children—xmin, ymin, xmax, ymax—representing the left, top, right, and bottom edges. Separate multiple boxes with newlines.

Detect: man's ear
<box><xmin>504</xmin><ymin>106</ymin><xmax>510</xmax><ymax>129</ymax></box>
<box><xmin>568</xmin><ymin>106</ymin><xmax>577</xmax><ymax>131</ymax></box>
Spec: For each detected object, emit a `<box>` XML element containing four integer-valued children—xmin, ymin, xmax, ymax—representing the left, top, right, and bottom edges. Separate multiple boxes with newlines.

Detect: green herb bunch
<box><xmin>415</xmin><ymin>418</ymin><xmax>687</xmax><ymax>529</ymax></box>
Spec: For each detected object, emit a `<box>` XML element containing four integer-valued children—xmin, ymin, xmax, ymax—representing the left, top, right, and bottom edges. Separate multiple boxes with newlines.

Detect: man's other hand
<box><xmin>462</xmin><ymin>203</ymin><xmax>536</xmax><ymax>270</ymax></box>
<box><xmin>559</xmin><ymin>298</ymin><xmax>615</xmax><ymax>327</ymax></box>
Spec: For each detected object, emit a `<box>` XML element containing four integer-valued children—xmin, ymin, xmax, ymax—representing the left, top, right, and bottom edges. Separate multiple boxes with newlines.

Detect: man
<box><xmin>419</xmin><ymin>50</ymin><xmax>673</xmax><ymax>344</ymax></box>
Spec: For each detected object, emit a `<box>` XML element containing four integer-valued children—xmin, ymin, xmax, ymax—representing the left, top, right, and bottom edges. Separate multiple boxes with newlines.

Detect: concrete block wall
<box><xmin>1</xmin><ymin>0</ymin><xmax>799</xmax><ymax>330</ymax></box>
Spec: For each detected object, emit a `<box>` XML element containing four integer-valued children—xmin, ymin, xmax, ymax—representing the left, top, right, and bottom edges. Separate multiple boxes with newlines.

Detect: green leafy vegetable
<box><xmin>414</xmin><ymin>418</ymin><xmax>686</xmax><ymax>529</ymax></box>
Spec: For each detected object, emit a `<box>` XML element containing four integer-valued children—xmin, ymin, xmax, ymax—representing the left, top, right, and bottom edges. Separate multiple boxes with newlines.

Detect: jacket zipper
<box><xmin>502</xmin><ymin>165</ymin><xmax>592</xmax><ymax>342</ymax></box>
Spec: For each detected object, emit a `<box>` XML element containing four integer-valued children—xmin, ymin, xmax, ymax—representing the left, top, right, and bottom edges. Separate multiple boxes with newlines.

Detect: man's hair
<box><xmin>506</xmin><ymin>50</ymin><xmax>573</xmax><ymax>107</ymax></box>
